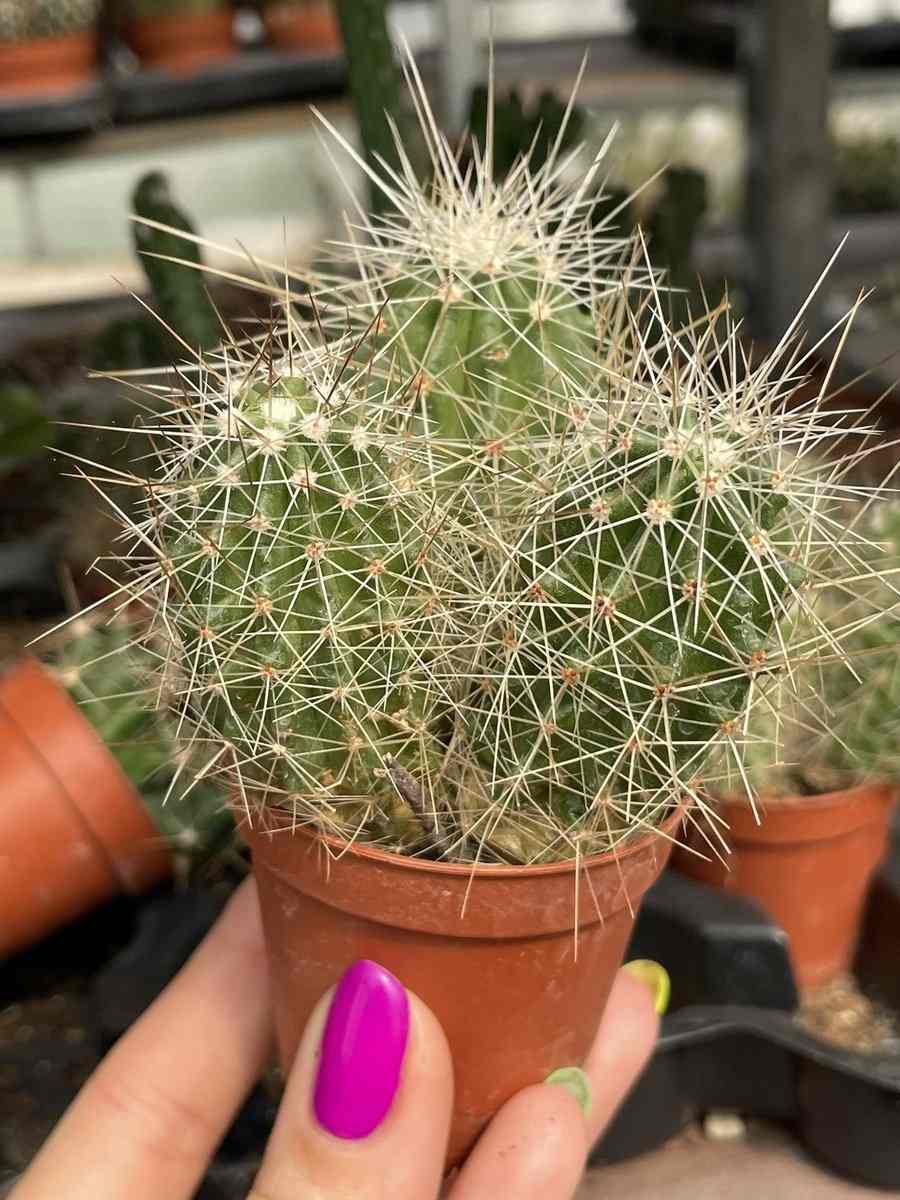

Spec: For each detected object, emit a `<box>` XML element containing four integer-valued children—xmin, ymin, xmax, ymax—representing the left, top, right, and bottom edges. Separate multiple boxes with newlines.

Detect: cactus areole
<box><xmin>108</xmin><ymin>72</ymin><xmax>880</xmax><ymax>867</ymax></box>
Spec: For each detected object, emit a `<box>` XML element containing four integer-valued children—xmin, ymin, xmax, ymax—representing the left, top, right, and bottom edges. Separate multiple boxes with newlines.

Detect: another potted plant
<box><xmin>88</xmin><ymin>71</ymin><xmax>889</xmax><ymax>1164</ymax></box>
<box><xmin>126</xmin><ymin>0</ymin><xmax>234</xmax><ymax>74</ymax></box>
<box><xmin>264</xmin><ymin>0</ymin><xmax>339</xmax><ymax>53</ymax></box>
<box><xmin>675</xmin><ymin>506</ymin><xmax>900</xmax><ymax>989</ymax></box>
<box><xmin>0</xmin><ymin>613</ymin><xmax>232</xmax><ymax>960</ymax></box>
<box><xmin>0</xmin><ymin>0</ymin><xmax>99</xmax><ymax>96</ymax></box>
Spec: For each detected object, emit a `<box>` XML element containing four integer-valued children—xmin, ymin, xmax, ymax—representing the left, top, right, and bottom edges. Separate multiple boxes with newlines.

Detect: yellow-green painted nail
<box><xmin>544</xmin><ymin>1066</ymin><xmax>593</xmax><ymax>1116</ymax></box>
<box><xmin>623</xmin><ymin>959</ymin><xmax>671</xmax><ymax>1015</ymax></box>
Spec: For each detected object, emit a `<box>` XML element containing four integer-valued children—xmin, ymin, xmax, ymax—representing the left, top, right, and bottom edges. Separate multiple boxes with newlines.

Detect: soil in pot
<box><xmin>0</xmin><ymin>657</ymin><xmax>171</xmax><ymax>959</ymax></box>
<box><xmin>673</xmin><ymin>784</ymin><xmax>895</xmax><ymax>989</ymax></box>
<box><xmin>128</xmin><ymin>10</ymin><xmax>235</xmax><ymax>75</ymax></box>
<box><xmin>0</xmin><ymin>32</ymin><xmax>97</xmax><ymax>97</ymax></box>
<box><xmin>241</xmin><ymin>804</ymin><xmax>684</xmax><ymax>1167</ymax></box>
<box><xmin>265</xmin><ymin>0</ymin><xmax>341</xmax><ymax>52</ymax></box>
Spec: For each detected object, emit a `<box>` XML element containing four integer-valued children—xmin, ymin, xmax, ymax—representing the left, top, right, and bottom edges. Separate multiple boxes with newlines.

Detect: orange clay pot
<box><xmin>0</xmin><ymin>31</ymin><xmax>97</xmax><ymax>97</ymax></box>
<box><xmin>128</xmin><ymin>10</ymin><xmax>235</xmax><ymax>74</ymax></box>
<box><xmin>0</xmin><ymin>657</ymin><xmax>171</xmax><ymax>960</ymax></box>
<box><xmin>265</xmin><ymin>0</ymin><xmax>341</xmax><ymax>52</ymax></box>
<box><xmin>241</xmin><ymin>803</ymin><xmax>683</xmax><ymax>1167</ymax></box>
<box><xmin>673</xmin><ymin>784</ymin><xmax>895</xmax><ymax>989</ymax></box>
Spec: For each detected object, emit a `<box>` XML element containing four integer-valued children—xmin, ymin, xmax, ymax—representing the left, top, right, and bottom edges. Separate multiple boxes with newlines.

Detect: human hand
<box><xmin>11</xmin><ymin>879</ymin><xmax>659</xmax><ymax>1200</ymax></box>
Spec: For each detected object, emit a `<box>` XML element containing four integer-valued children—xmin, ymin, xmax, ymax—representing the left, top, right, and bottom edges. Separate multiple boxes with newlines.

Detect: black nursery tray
<box><xmin>0</xmin><ymin>82</ymin><xmax>109</xmax><ymax>138</ymax></box>
<box><xmin>111</xmin><ymin>48</ymin><xmax>345</xmax><ymax>124</ymax></box>
<box><xmin>591</xmin><ymin>846</ymin><xmax>900</xmax><ymax>1190</ymax></box>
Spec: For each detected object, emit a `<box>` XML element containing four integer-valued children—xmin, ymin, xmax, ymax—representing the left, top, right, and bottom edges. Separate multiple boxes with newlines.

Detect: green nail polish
<box><xmin>545</xmin><ymin>1066</ymin><xmax>593</xmax><ymax>1116</ymax></box>
<box><xmin>623</xmin><ymin>959</ymin><xmax>671</xmax><ymax>1015</ymax></box>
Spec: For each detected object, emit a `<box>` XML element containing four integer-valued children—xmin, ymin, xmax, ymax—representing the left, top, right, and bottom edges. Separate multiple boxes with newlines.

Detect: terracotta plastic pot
<box><xmin>241</xmin><ymin>804</ymin><xmax>683</xmax><ymax>1166</ymax></box>
<box><xmin>128</xmin><ymin>10</ymin><xmax>235</xmax><ymax>74</ymax></box>
<box><xmin>673</xmin><ymin>784</ymin><xmax>895</xmax><ymax>989</ymax></box>
<box><xmin>0</xmin><ymin>657</ymin><xmax>171</xmax><ymax>960</ymax></box>
<box><xmin>265</xmin><ymin>0</ymin><xmax>341</xmax><ymax>52</ymax></box>
<box><xmin>0</xmin><ymin>31</ymin><xmax>97</xmax><ymax>97</ymax></box>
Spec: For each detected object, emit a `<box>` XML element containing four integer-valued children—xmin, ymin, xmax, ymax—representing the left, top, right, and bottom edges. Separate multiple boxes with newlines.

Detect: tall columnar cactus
<box><xmin>333</xmin><ymin>0</ymin><xmax>410</xmax><ymax>216</ymax></box>
<box><xmin>98</xmin><ymin>69</ymin><xmax>885</xmax><ymax>864</ymax></box>
<box><xmin>132</xmin><ymin>172</ymin><xmax>221</xmax><ymax>355</ymax></box>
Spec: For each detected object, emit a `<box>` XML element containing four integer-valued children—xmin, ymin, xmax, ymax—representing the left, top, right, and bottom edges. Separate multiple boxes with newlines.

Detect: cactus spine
<box><xmin>95</xmin><ymin>67</ymin><xmax>886</xmax><ymax>863</ymax></box>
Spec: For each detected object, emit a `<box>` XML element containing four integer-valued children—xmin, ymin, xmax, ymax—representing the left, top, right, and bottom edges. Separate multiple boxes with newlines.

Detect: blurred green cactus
<box><xmin>736</xmin><ymin>502</ymin><xmax>900</xmax><ymax>798</ymax></box>
<box><xmin>52</xmin><ymin>614</ymin><xmax>234</xmax><ymax>873</ymax></box>
<box><xmin>0</xmin><ymin>0</ymin><xmax>98</xmax><ymax>41</ymax></box>
<box><xmin>132</xmin><ymin>172</ymin><xmax>221</xmax><ymax>355</ymax></box>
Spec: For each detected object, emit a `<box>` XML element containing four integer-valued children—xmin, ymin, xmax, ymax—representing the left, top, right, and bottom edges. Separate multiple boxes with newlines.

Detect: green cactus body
<box><xmin>98</xmin><ymin>64</ymin><xmax>887</xmax><ymax>863</ymax></box>
<box><xmin>373</xmin><ymin>268</ymin><xmax>596</xmax><ymax>452</ymax></box>
<box><xmin>154</xmin><ymin>371</ymin><xmax>455</xmax><ymax>843</ymax></box>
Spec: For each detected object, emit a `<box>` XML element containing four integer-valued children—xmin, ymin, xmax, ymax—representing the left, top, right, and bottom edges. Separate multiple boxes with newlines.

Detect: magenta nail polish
<box><xmin>313</xmin><ymin>959</ymin><xmax>410</xmax><ymax>1139</ymax></box>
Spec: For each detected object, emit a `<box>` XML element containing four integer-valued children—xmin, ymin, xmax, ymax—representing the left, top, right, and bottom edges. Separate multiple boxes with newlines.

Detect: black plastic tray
<box><xmin>111</xmin><ymin>48</ymin><xmax>345</xmax><ymax>125</ymax></box>
<box><xmin>0</xmin><ymin>82</ymin><xmax>109</xmax><ymax>138</ymax></box>
<box><xmin>0</xmin><ymin>49</ymin><xmax>344</xmax><ymax>140</ymax></box>
<box><xmin>591</xmin><ymin>846</ymin><xmax>900</xmax><ymax>1190</ymax></box>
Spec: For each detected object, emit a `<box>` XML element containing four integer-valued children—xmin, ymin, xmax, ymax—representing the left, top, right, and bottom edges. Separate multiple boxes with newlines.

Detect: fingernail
<box><xmin>623</xmin><ymin>959</ymin><xmax>671</xmax><ymax>1015</ymax></box>
<box><xmin>545</xmin><ymin>1066</ymin><xmax>593</xmax><ymax>1116</ymax></box>
<box><xmin>313</xmin><ymin>960</ymin><xmax>410</xmax><ymax>1139</ymax></box>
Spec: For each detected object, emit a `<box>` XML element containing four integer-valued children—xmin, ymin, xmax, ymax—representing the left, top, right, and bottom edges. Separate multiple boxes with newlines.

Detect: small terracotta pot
<box><xmin>0</xmin><ymin>658</ymin><xmax>171</xmax><ymax>960</ymax></box>
<box><xmin>0</xmin><ymin>31</ymin><xmax>97</xmax><ymax>97</ymax></box>
<box><xmin>673</xmin><ymin>784</ymin><xmax>895</xmax><ymax>989</ymax></box>
<box><xmin>241</xmin><ymin>804</ymin><xmax>683</xmax><ymax>1166</ymax></box>
<box><xmin>265</xmin><ymin>0</ymin><xmax>341</xmax><ymax>52</ymax></box>
<box><xmin>128</xmin><ymin>9</ymin><xmax>235</xmax><ymax>75</ymax></box>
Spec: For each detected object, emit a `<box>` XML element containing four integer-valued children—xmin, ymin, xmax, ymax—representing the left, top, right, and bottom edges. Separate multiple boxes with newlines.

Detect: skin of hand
<box><xmin>10</xmin><ymin>879</ymin><xmax>659</xmax><ymax>1200</ymax></box>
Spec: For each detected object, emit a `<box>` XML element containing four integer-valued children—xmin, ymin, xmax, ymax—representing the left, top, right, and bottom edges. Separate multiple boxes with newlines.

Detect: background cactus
<box><xmin>91</xmin><ymin>68</ymin><xmax>887</xmax><ymax>864</ymax></box>
<box><xmin>0</xmin><ymin>0</ymin><xmax>98</xmax><ymax>41</ymax></box>
<box><xmin>735</xmin><ymin>501</ymin><xmax>900</xmax><ymax>798</ymax></box>
<box><xmin>50</xmin><ymin>613</ymin><xmax>234</xmax><ymax>875</ymax></box>
<box><xmin>332</xmin><ymin>0</ymin><xmax>409</xmax><ymax>216</ymax></box>
<box><xmin>132</xmin><ymin>172</ymin><xmax>221</xmax><ymax>356</ymax></box>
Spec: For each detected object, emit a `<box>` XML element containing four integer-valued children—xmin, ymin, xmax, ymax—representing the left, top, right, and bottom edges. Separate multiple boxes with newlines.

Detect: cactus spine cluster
<box><xmin>98</xmin><ymin>67</ymin><xmax>888</xmax><ymax>864</ymax></box>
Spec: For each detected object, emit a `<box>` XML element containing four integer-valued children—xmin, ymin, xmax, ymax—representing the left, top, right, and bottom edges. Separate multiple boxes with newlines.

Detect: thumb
<box><xmin>250</xmin><ymin>960</ymin><xmax>453</xmax><ymax>1199</ymax></box>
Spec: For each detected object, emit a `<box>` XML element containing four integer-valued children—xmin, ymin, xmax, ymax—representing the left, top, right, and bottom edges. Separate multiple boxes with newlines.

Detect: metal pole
<box><xmin>439</xmin><ymin>0</ymin><xmax>480</xmax><ymax>137</ymax></box>
<box><xmin>743</xmin><ymin>0</ymin><xmax>831</xmax><ymax>341</ymax></box>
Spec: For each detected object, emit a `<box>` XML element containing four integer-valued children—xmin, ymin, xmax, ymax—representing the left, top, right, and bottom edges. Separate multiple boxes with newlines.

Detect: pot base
<box><xmin>242</xmin><ymin>806</ymin><xmax>684</xmax><ymax>1166</ymax></box>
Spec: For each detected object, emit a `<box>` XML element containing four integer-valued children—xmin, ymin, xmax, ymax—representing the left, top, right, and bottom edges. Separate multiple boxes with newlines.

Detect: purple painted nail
<box><xmin>313</xmin><ymin>959</ymin><xmax>410</xmax><ymax>1139</ymax></box>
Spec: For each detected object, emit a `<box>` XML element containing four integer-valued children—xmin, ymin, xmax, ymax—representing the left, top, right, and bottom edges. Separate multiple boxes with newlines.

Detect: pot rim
<box><xmin>238</xmin><ymin>795</ymin><xmax>689</xmax><ymax>878</ymax></box>
<box><xmin>721</xmin><ymin>780</ymin><xmax>894</xmax><ymax>811</ymax></box>
<box><xmin>706</xmin><ymin>780</ymin><xmax>895</xmax><ymax>846</ymax></box>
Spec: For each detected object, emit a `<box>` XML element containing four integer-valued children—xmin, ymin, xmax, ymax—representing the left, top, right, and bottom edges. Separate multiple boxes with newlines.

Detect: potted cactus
<box><xmin>676</xmin><ymin>505</ymin><xmax>900</xmax><ymax>989</ymax></box>
<box><xmin>0</xmin><ymin>0</ymin><xmax>99</xmax><ymax>96</ymax></box>
<box><xmin>86</xmin><ymin>69</ymin><xmax>891</xmax><ymax>1164</ymax></box>
<box><xmin>0</xmin><ymin>613</ymin><xmax>232</xmax><ymax>960</ymax></box>
<box><xmin>264</xmin><ymin>0</ymin><xmax>339</xmax><ymax>53</ymax></box>
<box><xmin>127</xmin><ymin>0</ymin><xmax>234</xmax><ymax>74</ymax></box>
